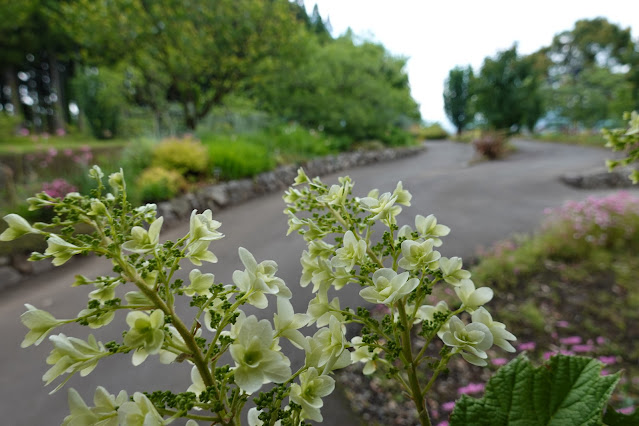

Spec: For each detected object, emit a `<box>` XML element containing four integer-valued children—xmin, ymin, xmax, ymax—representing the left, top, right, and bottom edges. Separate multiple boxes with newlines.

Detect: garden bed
<box><xmin>337</xmin><ymin>191</ymin><xmax>639</xmax><ymax>425</ymax></box>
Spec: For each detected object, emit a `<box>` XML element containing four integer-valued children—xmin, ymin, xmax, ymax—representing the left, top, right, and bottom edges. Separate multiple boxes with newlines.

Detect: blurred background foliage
<box><xmin>0</xmin><ymin>0</ymin><xmax>420</xmax><ymax>144</ymax></box>
<box><xmin>444</xmin><ymin>17</ymin><xmax>639</xmax><ymax>138</ymax></box>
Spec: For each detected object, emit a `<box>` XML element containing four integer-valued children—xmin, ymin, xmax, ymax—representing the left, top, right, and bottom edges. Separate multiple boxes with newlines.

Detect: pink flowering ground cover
<box><xmin>338</xmin><ymin>191</ymin><xmax>639</xmax><ymax>425</ymax></box>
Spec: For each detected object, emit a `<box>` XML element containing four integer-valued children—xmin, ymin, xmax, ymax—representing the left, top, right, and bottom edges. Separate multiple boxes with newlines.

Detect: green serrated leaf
<box><xmin>603</xmin><ymin>405</ymin><xmax>639</xmax><ymax>426</ymax></box>
<box><xmin>450</xmin><ymin>354</ymin><xmax>621</xmax><ymax>426</ymax></box>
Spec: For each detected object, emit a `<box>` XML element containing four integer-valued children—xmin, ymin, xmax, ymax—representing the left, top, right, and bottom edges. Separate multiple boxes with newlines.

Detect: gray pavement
<box><xmin>0</xmin><ymin>140</ymin><xmax>632</xmax><ymax>425</ymax></box>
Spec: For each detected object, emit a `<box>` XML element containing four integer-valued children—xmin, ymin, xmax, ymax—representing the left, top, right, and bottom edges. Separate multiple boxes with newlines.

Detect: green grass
<box><xmin>0</xmin><ymin>133</ymin><xmax>128</xmax><ymax>154</ymax></box>
<box><xmin>526</xmin><ymin>132</ymin><xmax>607</xmax><ymax>147</ymax></box>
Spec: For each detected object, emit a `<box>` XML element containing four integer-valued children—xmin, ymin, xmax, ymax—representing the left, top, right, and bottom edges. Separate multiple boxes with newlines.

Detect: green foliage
<box><xmin>604</xmin><ymin>111</ymin><xmax>639</xmax><ymax>183</ymax></box>
<box><xmin>474</xmin><ymin>46</ymin><xmax>544</xmax><ymax>132</ymax></box>
<box><xmin>71</xmin><ymin>67</ymin><xmax>125</xmax><ymax>139</ymax></box>
<box><xmin>539</xmin><ymin>18</ymin><xmax>638</xmax><ymax>128</ymax></box>
<box><xmin>116</xmin><ymin>138</ymin><xmax>157</xmax><ymax>180</ymax></box>
<box><xmin>61</xmin><ymin>0</ymin><xmax>304</xmax><ymax>130</ymax></box>
<box><xmin>0</xmin><ymin>113</ymin><xmax>21</xmax><ymax>136</ymax></box>
<box><xmin>444</xmin><ymin>66</ymin><xmax>475</xmax><ymax>135</ymax></box>
<box><xmin>450</xmin><ymin>354</ymin><xmax>620</xmax><ymax>426</ymax></box>
<box><xmin>136</xmin><ymin>166</ymin><xmax>186</xmax><ymax>203</ymax></box>
<box><xmin>151</xmin><ymin>136</ymin><xmax>209</xmax><ymax>177</ymax></box>
<box><xmin>205</xmin><ymin>137</ymin><xmax>275</xmax><ymax>180</ymax></box>
<box><xmin>416</xmin><ymin>123</ymin><xmax>449</xmax><ymax>140</ymax></box>
<box><xmin>257</xmin><ymin>35</ymin><xmax>420</xmax><ymax>145</ymax></box>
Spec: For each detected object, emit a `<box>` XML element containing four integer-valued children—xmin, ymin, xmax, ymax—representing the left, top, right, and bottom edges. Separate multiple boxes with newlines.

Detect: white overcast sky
<box><xmin>306</xmin><ymin>0</ymin><xmax>639</xmax><ymax>130</ymax></box>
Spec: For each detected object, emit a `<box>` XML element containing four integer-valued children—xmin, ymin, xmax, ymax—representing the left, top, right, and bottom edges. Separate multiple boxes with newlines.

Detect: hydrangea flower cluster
<box><xmin>5</xmin><ymin>166</ymin><xmax>515</xmax><ymax>425</ymax></box>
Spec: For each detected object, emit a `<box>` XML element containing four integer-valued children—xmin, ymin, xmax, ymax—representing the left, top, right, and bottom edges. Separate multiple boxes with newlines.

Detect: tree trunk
<box><xmin>49</xmin><ymin>53</ymin><xmax>66</xmax><ymax>133</ymax></box>
<box><xmin>3</xmin><ymin>66</ymin><xmax>22</xmax><ymax>119</ymax></box>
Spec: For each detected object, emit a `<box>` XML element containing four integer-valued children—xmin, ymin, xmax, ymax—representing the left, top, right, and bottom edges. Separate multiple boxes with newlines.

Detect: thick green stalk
<box><xmin>397</xmin><ymin>303</ymin><xmax>431</xmax><ymax>426</ymax></box>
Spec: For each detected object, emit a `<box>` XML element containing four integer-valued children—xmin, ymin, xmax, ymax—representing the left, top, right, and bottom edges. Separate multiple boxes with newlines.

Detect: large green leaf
<box><xmin>450</xmin><ymin>354</ymin><xmax>620</xmax><ymax>426</ymax></box>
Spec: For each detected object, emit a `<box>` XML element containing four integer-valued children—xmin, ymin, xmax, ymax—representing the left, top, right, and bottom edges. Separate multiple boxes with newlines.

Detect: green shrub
<box><xmin>136</xmin><ymin>166</ymin><xmax>187</xmax><ymax>203</ymax></box>
<box><xmin>152</xmin><ymin>136</ymin><xmax>209</xmax><ymax>176</ymax></box>
<box><xmin>206</xmin><ymin>138</ymin><xmax>275</xmax><ymax>180</ymax></box>
<box><xmin>417</xmin><ymin>123</ymin><xmax>449</xmax><ymax>140</ymax></box>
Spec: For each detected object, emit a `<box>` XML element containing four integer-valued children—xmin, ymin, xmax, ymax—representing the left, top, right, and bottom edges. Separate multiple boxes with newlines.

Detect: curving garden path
<box><xmin>0</xmin><ymin>140</ymin><xmax>633</xmax><ymax>425</ymax></box>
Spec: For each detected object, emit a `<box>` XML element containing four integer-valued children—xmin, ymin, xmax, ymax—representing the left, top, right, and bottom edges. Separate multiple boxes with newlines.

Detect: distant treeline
<box><xmin>444</xmin><ymin>18</ymin><xmax>639</xmax><ymax>135</ymax></box>
<box><xmin>0</xmin><ymin>0</ymin><xmax>420</xmax><ymax>145</ymax></box>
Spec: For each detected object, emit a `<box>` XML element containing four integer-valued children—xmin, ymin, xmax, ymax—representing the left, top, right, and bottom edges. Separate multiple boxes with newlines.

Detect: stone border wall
<box><xmin>560</xmin><ymin>166</ymin><xmax>637</xmax><ymax>189</ymax></box>
<box><xmin>0</xmin><ymin>145</ymin><xmax>425</xmax><ymax>290</ymax></box>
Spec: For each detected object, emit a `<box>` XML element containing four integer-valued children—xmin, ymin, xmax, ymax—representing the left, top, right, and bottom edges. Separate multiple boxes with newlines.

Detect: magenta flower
<box><xmin>492</xmin><ymin>358</ymin><xmax>508</xmax><ymax>366</ymax></box>
<box><xmin>598</xmin><ymin>356</ymin><xmax>616</xmax><ymax>365</ymax></box>
<box><xmin>517</xmin><ymin>342</ymin><xmax>536</xmax><ymax>351</ymax></box>
<box><xmin>619</xmin><ymin>406</ymin><xmax>635</xmax><ymax>415</ymax></box>
<box><xmin>441</xmin><ymin>401</ymin><xmax>455</xmax><ymax>412</ymax></box>
<box><xmin>458</xmin><ymin>382</ymin><xmax>485</xmax><ymax>395</ymax></box>
<box><xmin>42</xmin><ymin>179</ymin><xmax>78</xmax><ymax>199</ymax></box>
<box><xmin>571</xmin><ymin>344</ymin><xmax>594</xmax><ymax>353</ymax></box>
<box><xmin>559</xmin><ymin>336</ymin><xmax>581</xmax><ymax>345</ymax></box>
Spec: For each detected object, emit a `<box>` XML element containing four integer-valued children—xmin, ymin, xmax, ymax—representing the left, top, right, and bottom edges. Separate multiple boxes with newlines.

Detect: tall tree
<box><xmin>256</xmin><ymin>35</ymin><xmax>420</xmax><ymax>143</ymax></box>
<box><xmin>62</xmin><ymin>0</ymin><xmax>304</xmax><ymax>130</ymax></box>
<box><xmin>443</xmin><ymin>66</ymin><xmax>474</xmax><ymax>135</ymax></box>
<box><xmin>474</xmin><ymin>45</ymin><xmax>544</xmax><ymax>131</ymax></box>
<box><xmin>540</xmin><ymin>18</ymin><xmax>636</xmax><ymax>127</ymax></box>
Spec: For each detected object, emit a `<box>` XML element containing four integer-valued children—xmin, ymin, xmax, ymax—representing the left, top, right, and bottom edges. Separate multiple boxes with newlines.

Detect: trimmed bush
<box><xmin>152</xmin><ymin>136</ymin><xmax>209</xmax><ymax>176</ymax></box>
<box><xmin>136</xmin><ymin>166</ymin><xmax>187</xmax><ymax>203</ymax></box>
<box><xmin>207</xmin><ymin>139</ymin><xmax>275</xmax><ymax>180</ymax></box>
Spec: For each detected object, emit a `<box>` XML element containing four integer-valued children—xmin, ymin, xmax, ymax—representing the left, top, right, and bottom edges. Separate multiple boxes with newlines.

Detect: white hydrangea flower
<box><xmin>45</xmin><ymin>235</ymin><xmax>84</xmax><ymax>266</ymax></box>
<box><xmin>304</xmin><ymin>316</ymin><xmax>350</xmax><ymax>373</ymax></box>
<box><xmin>350</xmin><ymin>336</ymin><xmax>383</xmax><ymax>374</ymax></box>
<box><xmin>121</xmin><ymin>217</ymin><xmax>163</xmax><ymax>254</ymax></box>
<box><xmin>471</xmin><ymin>307</ymin><xmax>517</xmax><ymax>352</ymax></box>
<box><xmin>62</xmin><ymin>386</ymin><xmax>128</xmax><ymax>426</ymax></box>
<box><xmin>183</xmin><ymin>269</ymin><xmax>215</xmax><ymax>297</ymax></box>
<box><xmin>392</xmin><ymin>181</ymin><xmax>412</xmax><ymax>206</ymax></box>
<box><xmin>359</xmin><ymin>268</ymin><xmax>419</xmax><ymax>305</ymax></box>
<box><xmin>20</xmin><ymin>304</ymin><xmax>69</xmax><ymax>348</ymax></box>
<box><xmin>117</xmin><ymin>392</ymin><xmax>166</xmax><ymax>425</ymax></box>
<box><xmin>274</xmin><ymin>298</ymin><xmax>310</xmax><ymax>351</ymax></box>
<box><xmin>415</xmin><ymin>214</ymin><xmax>450</xmax><ymax>247</ymax></box>
<box><xmin>359</xmin><ymin>192</ymin><xmax>402</xmax><ymax>224</ymax></box>
<box><xmin>306</xmin><ymin>289</ymin><xmax>343</xmax><ymax>327</ymax></box>
<box><xmin>233</xmin><ymin>248</ymin><xmax>291</xmax><ymax>309</ymax></box>
<box><xmin>229</xmin><ymin>315</ymin><xmax>292</xmax><ymax>394</ymax></box>
<box><xmin>123</xmin><ymin>310</ymin><xmax>165</xmax><ymax>366</ymax></box>
<box><xmin>331</xmin><ymin>231</ymin><xmax>367</xmax><ymax>272</ymax></box>
<box><xmin>290</xmin><ymin>367</ymin><xmax>335</xmax><ymax>422</ymax></box>
<box><xmin>0</xmin><ymin>213</ymin><xmax>40</xmax><ymax>241</ymax></box>
<box><xmin>454</xmin><ymin>279</ymin><xmax>493</xmax><ymax>312</ymax></box>
<box><xmin>438</xmin><ymin>256</ymin><xmax>471</xmax><ymax>286</ymax></box>
<box><xmin>248</xmin><ymin>407</ymin><xmax>281</xmax><ymax>426</ymax></box>
<box><xmin>440</xmin><ymin>316</ymin><xmax>494</xmax><ymax>366</ymax></box>
<box><xmin>398</xmin><ymin>239</ymin><xmax>441</xmax><ymax>271</ymax></box>
<box><xmin>44</xmin><ymin>334</ymin><xmax>108</xmax><ymax>390</ymax></box>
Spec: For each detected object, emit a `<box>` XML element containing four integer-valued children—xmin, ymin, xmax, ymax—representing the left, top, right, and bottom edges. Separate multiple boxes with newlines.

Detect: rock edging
<box><xmin>560</xmin><ymin>166</ymin><xmax>637</xmax><ymax>189</ymax></box>
<box><xmin>0</xmin><ymin>145</ymin><xmax>425</xmax><ymax>291</ymax></box>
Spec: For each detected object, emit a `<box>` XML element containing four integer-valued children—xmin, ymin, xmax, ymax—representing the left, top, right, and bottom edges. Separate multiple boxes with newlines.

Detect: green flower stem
<box><xmin>414</xmin><ymin>307</ymin><xmax>463</xmax><ymax>365</ymax></box>
<box><xmin>397</xmin><ymin>302</ymin><xmax>431</xmax><ymax>426</ymax></box>
<box><xmin>422</xmin><ymin>353</ymin><xmax>452</xmax><ymax>395</ymax></box>
<box><xmin>119</xmin><ymin>259</ymin><xmax>214</xmax><ymax>388</ymax></box>
<box><xmin>157</xmin><ymin>408</ymin><xmax>221</xmax><ymax>423</ymax></box>
<box><xmin>326</xmin><ymin>204</ymin><xmax>384</xmax><ymax>268</ymax></box>
<box><xmin>333</xmin><ymin>308</ymin><xmax>392</xmax><ymax>342</ymax></box>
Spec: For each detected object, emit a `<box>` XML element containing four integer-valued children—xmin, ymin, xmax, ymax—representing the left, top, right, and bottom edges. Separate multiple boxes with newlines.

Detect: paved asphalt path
<box><xmin>0</xmin><ymin>140</ymin><xmax>632</xmax><ymax>425</ymax></box>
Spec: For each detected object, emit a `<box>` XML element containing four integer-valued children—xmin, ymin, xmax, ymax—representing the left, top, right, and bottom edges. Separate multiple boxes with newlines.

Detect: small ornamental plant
<box><xmin>4</xmin><ymin>165</ymin><xmax>517</xmax><ymax>426</ymax></box>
